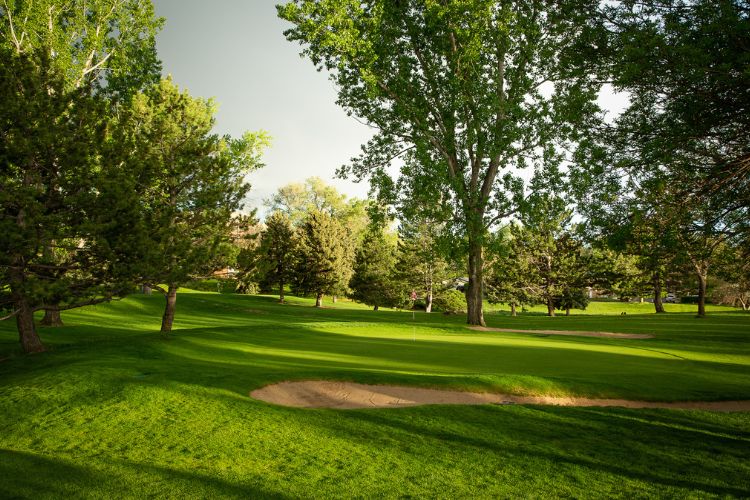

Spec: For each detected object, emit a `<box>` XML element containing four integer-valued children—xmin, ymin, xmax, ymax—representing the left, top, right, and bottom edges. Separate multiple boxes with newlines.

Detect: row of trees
<box><xmin>243</xmin><ymin>180</ymin><xmax>456</xmax><ymax>311</ymax></box>
<box><xmin>246</xmin><ymin>178</ymin><xmax>745</xmax><ymax>317</ymax></box>
<box><xmin>1</xmin><ymin>1</ymin><xmax>269</xmax><ymax>353</ymax></box>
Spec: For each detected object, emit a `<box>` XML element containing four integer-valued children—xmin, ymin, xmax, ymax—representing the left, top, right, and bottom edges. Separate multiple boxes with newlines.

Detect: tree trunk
<box><xmin>160</xmin><ymin>284</ymin><xmax>178</xmax><ymax>334</ymax></box>
<box><xmin>315</xmin><ymin>293</ymin><xmax>323</xmax><ymax>308</ymax></box>
<box><xmin>373</xmin><ymin>305</ymin><xmax>378</xmax><ymax>311</ymax></box>
<box><xmin>697</xmin><ymin>269</ymin><xmax>707</xmax><ymax>317</ymax></box>
<box><xmin>9</xmin><ymin>260</ymin><xmax>45</xmax><ymax>353</ymax></box>
<box><xmin>142</xmin><ymin>284</ymin><xmax>152</xmax><ymax>295</ymax></box>
<box><xmin>17</xmin><ymin>300</ymin><xmax>45</xmax><ymax>354</ymax></box>
<box><xmin>653</xmin><ymin>272</ymin><xmax>665</xmax><ymax>313</ymax></box>
<box><xmin>510</xmin><ymin>302</ymin><xmax>517</xmax><ymax>317</ymax></box>
<box><xmin>465</xmin><ymin>241</ymin><xmax>485</xmax><ymax>326</ymax></box>
<box><xmin>278</xmin><ymin>279</ymin><xmax>285</xmax><ymax>303</ymax></box>
<box><xmin>547</xmin><ymin>297</ymin><xmax>556</xmax><ymax>317</ymax></box>
<box><xmin>565</xmin><ymin>307</ymin><xmax>570</xmax><ymax>316</ymax></box>
<box><xmin>332</xmin><ymin>295</ymin><xmax>337</xmax><ymax>303</ymax></box>
<box><xmin>40</xmin><ymin>307</ymin><xmax>63</xmax><ymax>327</ymax></box>
<box><xmin>425</xmin><ymin>289</ymin><xmax>433</xmax><ymax>313</ymax></box>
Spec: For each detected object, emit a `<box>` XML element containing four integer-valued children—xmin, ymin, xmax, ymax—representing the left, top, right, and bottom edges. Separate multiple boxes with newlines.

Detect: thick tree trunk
<box><xmin>697</xmin><ymin>270</ymin><xmax>707</xmax><ymax>317</ymax></box>
<box><xmin>565</xmin><ymin>307</ymin><xmax>570</xmax><ymax>316</ymax></box>
<box><xmin>465</xmin><ymin>241</ymin><xmax>485</xmax><ymax>326</ymax></box>
<box><xmin>141</xmin><ymin>284</ymin><xmax>152</xmax><ymax>295</ymax></box>
<box><xmin>510</xmin><ymin>303</ymin><xmax>517</xmax><ymax>317</ymax></box>
<box><xmin>278</xmin><ymin>279</ymin><xmax>285</xmax><ymax>303</ymax></box>
<box><xmin>160</xmin><ymin>284</ymin><xmax>178</xmax><ymax>334</ymax></box>
<box><xmin>40</xmin><ymin>307</ymin><xmax>63</xmax><ymax>327</ymax></box>
<box><xmin>373</xmin><ymin>305</ymin><xmax>379</xmax><ymax>311</ymax></box>
<box><xmin>653</xmin><ymin>272</ymin><xmax>665</xmax><ymax>313</ymax></box>
<box><xmin>315</xmin><ymin>293</ymin><xmax>323</xmax><ymax>308</ymax></box>
<box><xmin>425</xmin><ymin>289</ymin><xmax>433</xmax><ymax>313</ymax></box>
<box><xmin>547</xmin><ymin>297</ymin><xmax>556</xmax><ymax>317</ymax></box>
<box><xmin>17</xmin><ymin>300</ymin><xmax>45</xmax><ymax>354</ymax></box>
<box><xmin>332</xmin><ymin>295</ymin><xmax>337</xmax><ymax>303</ymax></box>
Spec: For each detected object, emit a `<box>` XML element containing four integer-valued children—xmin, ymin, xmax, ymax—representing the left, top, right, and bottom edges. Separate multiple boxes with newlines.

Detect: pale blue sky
<box><xmin>153</xmin><ymin>0</ymin><xmax>628</xmax><ymax>216</ymax></box>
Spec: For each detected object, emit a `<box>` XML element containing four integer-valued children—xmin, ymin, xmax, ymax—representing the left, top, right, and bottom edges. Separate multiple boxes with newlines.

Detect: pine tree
<box><xmin>257</xmin><ymin>212</ymin><xmax>297</xmax><ymax>303</ymax></box>
<box><xmin>350</xmin><ymin>228</ymin><xmax>398</xmax><ymax>310</ymax></box>
<box><xmin>292</xmin><ymin>210</ymin><xmax>354</xmax><ymax>307</ymax></box>
<box><xmin>114</xmin><ymin>78</ymin><xmax>269</xmax><ymax>334</ymax></box>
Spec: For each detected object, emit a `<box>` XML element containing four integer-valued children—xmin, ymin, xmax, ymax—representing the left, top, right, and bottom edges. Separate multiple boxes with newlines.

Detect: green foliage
<box><xmin>264</xmin><ymin>177</ymin><xmax>369</xmax><ymax>237</ymax></box>
<box><xmin>486</xmin><ymin>227</ymin><xmax>536</xmax><ymax>313</ymax></box>
<box><xmin>279</xmin><ymin>0</ymin><xmax>602</xmax><ymax>324</ymax></box>
<box><xmin>292</xmin><ymin>210</ymin><xmax>355</xmax><ymax>303</ymax></box>
<box><xmin>184</xmin><ymin>278</ymin><xmax>238</xmax><ymax>294</ymax></box>
<box><xmin>255</xmin><ymin>212</ymin><xmax>298</xmax><ymax>301</ymax></box>
<box><xmin>349</xmin><ymin>227</ymin><xmax>398</xmax><ymax>309</ymax></box>
<box><xmin>572</xmin><ymin>1</ymin><xmax>749</xmax><ymax>316</ymax></box>
<box><xmin>600</xmin><ymin>0</ymin><xmax>749</xmax><ymax>219</ymax></box>
<box><xmin>393</xmin><ymin>217</ymin><xmax>454</xmax><ymax>312</ymax></box>
<box><xmin>115</xmin><ymin>78</ymin><xmax>268</xmax><ymax>290</ymax></box>
<box><xmin>0</xmin><ymin>48</ymin><xmax>138</xmax><ymax>352</ymax></box>
<box><xmin>0</xmin><ymin>0</ymin><xmax>163</xmax><ymax>97</ymax></box>
<box><xmin>434</xmin><ymin>289</ymin><xmax>466</xmax><ymax>315</ymax></box>
<box><xmin>108</xmin><ymin>78</ymin><xmax>268</xmax><ymax>331</ymax></box>
<box><xmin>510</xmin><ymin>193</ymin><xmax>591</xmax><ymax>315</ymax></box>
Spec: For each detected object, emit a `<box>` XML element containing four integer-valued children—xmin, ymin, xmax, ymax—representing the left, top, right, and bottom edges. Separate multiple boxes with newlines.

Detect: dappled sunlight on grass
<box><xmin>1</xmin><ymin>291</ymin><xmax>749</xmax><ymax>497</ymax></box>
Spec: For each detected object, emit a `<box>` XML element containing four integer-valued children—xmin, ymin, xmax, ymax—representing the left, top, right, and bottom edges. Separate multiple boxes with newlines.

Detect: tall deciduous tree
<box><xmin>278</xmin><ymin>0</ymin><xmax>601</xmax><ymax>326</ymax></box>
<box><xmin>265</xmin><ymin>177</ymin><xmax>371</xmax><ymax>242</ymax></box>
<box><xmin>599</xmin><ymin>0</ymin><xmax>749</xmax><ymax>221</ymax></box>
<box><xmin>115</xmin><ymin>78</ymin><xmax>269</xmax><ymax>334</ymax></box>
<box><xmin>292</xmin><ymin>210</ymin><xmax>355</xmax><ymax>307</ymax></box>
<box><xmin>1</xmin><ymin>0</ymin><xmax>163</xmax><ymax>96</ymax></box>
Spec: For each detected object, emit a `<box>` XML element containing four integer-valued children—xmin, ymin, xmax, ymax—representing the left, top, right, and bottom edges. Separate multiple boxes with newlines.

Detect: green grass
<box><xmin>1</xmin><ymin>292</ymin><xmax>749</xmax><ymax>498</ymax></box>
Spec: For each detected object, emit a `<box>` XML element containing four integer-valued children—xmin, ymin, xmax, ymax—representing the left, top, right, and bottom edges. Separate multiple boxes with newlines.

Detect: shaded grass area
<box><xmin>0</xmin><ymin>291</ymin><xmax>749</xmax><ymax>497</ymax></box>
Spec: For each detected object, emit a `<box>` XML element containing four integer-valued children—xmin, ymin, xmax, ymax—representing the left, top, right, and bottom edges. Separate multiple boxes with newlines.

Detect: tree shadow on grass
<box><xmin>320</xmin><ymin>405</ymin><xmax>750</xmax><ymax>497</ymax></box>
<box><xmin>0</xmin><ymin>448</ymin><xmax>288</xmax><ymax>499</ymax></box>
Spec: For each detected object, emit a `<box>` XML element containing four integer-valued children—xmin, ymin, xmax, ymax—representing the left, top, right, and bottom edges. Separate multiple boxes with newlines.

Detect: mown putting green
<box><xmin>1</xmin><ymin>292</ymin><xmax>749</xmax><ymax>497</ymax></box>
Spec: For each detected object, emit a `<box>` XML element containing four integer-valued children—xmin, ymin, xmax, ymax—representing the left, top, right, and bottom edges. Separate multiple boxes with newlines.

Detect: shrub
<box><xmin>185</xmin><ymin>278</ymin><xmax>238</xmax><ymax>294</ymax></box>
<box><xmin>434</xmin><ymin>289</ymin><xmax>466</xmax><ymax>314</ymax></box>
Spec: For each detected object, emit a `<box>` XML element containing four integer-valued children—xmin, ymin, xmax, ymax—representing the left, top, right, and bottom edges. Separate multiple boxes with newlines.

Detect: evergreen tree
<box><xmin>115</xmin><ymin>78</ymin><xmax>269</xmax><ymax>334</ymax></box>
<box><xmin>256</xmin><ymin>212</ymin><xmax>298</xmax><ymax>303</ymax></box>
<box><xmin>0</xmin><ymin>0</ymin><xmax>162</xmax><ymax>352</ymax></box>
<box><xmin>486</xmin><ymin>229</ymin><xmax>535</xmax><ymax>317</ymax></box>
<box><xmin>292</xmin><ymin>210</ymin><xmax>354</xmax><ymax>307</ymax></box>
<box><xmin>0</xmin><ymin>50</ymin><xmax>132</xmax><ymax>352</ymax></box>
<box><xmin>350</xmin><ymin>228</ymin><xmax>398</xmax><ymax>310</ymax></box>
<box><xmin>512</xmin><ymin>194</ymin><xmax>589</xmax><ymax>317</ymax></box>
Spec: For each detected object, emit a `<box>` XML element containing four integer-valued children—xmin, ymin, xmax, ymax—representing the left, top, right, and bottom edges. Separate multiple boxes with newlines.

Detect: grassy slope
<box><xmin>0</xmin><ymin>292</ymin><xmax>748</xmax><ymax>498</ymax></box>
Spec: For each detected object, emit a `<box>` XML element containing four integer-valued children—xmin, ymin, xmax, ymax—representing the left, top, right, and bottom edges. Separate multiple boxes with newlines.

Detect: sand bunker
<box><xmin>250</xmin><ymin>381</ymin><xmax>750</xmax><ymax>412</ymax></box>
<box><xmin>468</xmin><ymin>326</ymin><xmax>654</xmax><ymax>339</ymax></box>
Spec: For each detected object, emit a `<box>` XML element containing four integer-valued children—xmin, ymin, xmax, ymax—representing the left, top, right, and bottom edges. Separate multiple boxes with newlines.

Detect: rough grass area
<box><xmin>1</xmin><ymin>292</ymin><xmax>749</xmax><ymax>498</ymax></box>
